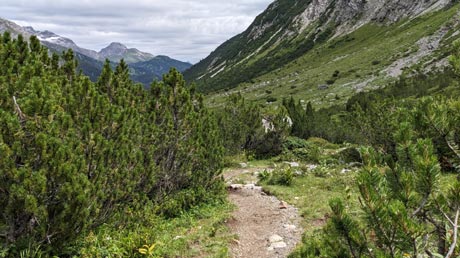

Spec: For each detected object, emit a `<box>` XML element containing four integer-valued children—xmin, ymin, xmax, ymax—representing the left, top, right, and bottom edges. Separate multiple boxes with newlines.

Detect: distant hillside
<box><xmin>0</xmin><ymin>17</ymin><xmax>192</xmax><ymax>85</ymax></box>
<box><xmin>184</xmin><ymin>0</ymin><xmax>459</xmax><ymax>107</ymax></box>
<box><xmin>130</xmin><ymin>55</ymin><xmax>192</xmax><ymax>86</ymax></box>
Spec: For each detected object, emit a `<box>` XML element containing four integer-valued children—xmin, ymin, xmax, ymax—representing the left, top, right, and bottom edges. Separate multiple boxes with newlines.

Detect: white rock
<box><xmin>307</xmin><ymin>164</ymin><xmax>318</xmax><ymax>170</ymax></box>
<box><xmin>253</xmin><ymin>186</ymin><xmax>263</xmax><ymax>191</ymax></box>
<box><xmin>341</xmin><ymin>168</ymin><xmax>352</xmax><ymax>174</ymax></box>
<box><xmin>270</xmin><ymin>241</ymin><xmax>287</xmax><ymax>249</ymax></box>
<box><xmin>294</xmin><ymin>197</ymin><xmax>300</xmax><ymax>200</ymax></box>
<box><xmin>239</xmin><ymin>163</ymin><xmax>248</xmax><ymax>168</ymax></box>
<box><xmin>244</xmin><ymin>183</ymin><xmax>256</xmax><ymax>189</ymax></box>
<box><xmin>269</xmin><ymin>234</ymin><xmax>284</xmax><ymax>243</ymax></box>
<box><xmin>283</xmin><ymin>224</ymin><xmax>297</xmax><ymax>230</ymax></box>
<box><xmin>285</xmin><ymin>161</ymin><xmax>300</xmax><ymax>167</ymax></box>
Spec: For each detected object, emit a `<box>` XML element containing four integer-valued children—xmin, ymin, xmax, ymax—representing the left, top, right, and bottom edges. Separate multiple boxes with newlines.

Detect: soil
<box><xmin>224</xmin><ymin>166</ymin><xmax>303</xmax><ymax>258</ymax></box>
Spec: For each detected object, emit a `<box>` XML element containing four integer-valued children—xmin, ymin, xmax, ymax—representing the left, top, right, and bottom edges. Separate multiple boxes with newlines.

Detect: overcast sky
<box><xmin>0</xmin><ymin>0</ymin><xmax>272</xmax><ymax>63</ymax></box>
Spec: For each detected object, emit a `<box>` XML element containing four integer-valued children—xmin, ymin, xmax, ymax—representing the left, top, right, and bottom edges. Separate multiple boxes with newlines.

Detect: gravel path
<box><xmin>225</xmin><ymin>167</ymin><xmax>303</xmax><ymax>258</ymax></box>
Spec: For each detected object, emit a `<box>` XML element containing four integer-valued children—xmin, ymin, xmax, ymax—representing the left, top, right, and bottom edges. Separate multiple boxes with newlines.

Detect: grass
<box><xmin>205</xmin><ymin>4</ymin><xmax>460</xmax><ymax>109</ymax></box>
<box><xmin>71</xmin><ymin>201</ymin><xmax>234</xmax><ymax>258</ymax></box>
<box><xmin>260</xmin><ymin>139</ymin><xmax>362</xmax><ymax>237</ymax></box>
<box><xmin>261</xmin><ymin>170</ymin><xmax>359</xmax><ymax>231</ymax></box>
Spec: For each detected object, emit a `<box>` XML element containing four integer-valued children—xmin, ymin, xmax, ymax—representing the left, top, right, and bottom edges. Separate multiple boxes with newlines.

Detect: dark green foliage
<box><xmin>262</xmin><ymin>166</ymin><xmax>294</xmax><ymax>186</ymax></box>
<box><xmin>283</xmin><ymin>97</ymin><xmax>313</xmax><ymax>139</ymax></box>
<box><xmin>216</xmin><ymin>93</ymin><xmax>265</xmax><ymax>155</ymax></box>
<box><xmin>335</xmin><ymin>147</ymin><xmax>362</xmax><ymax>164</ymax></box>
<box><xmin>0</xmin><ymin>32</ymin><xmax>224</xmax><ymax>256</ymax></box>
<box><xmin>217</xmin><ymin>93</ymin><xmax>289</xmax><ymax>158</ymax></box>
<box><xmin>291</xmin><ymin>41</ymin><xmax>460</xmax><ymax>257</ymax></box>
<box><xmin>299</xmin><ymin>136</ymin><xmax>460</xmax><ymax>257</ymax></box>
<box><xmin>283</xmin><ymin>136</ymin><xmax>311</xmax><ymax>150</ymax></box>
<box><xmin>266</xmin><ymin>96</ymin><xmax>277</xmax><ymax>103</ymax></box>
<box><xmin>282</xmin><ymin>137</ymin><xmax>321</xmax><ymax>163</ymax></box>
<box><xmin>325</xmin><ymin>79</ymin><xmax>335</xmax><ymax>85</ymax></box>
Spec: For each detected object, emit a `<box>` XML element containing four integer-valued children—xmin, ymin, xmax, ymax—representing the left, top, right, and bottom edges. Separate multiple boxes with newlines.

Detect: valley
<box><xmin>1</xmin><ymin>0</ymin><xmax>460</xmax><ymax>257</ymax></box>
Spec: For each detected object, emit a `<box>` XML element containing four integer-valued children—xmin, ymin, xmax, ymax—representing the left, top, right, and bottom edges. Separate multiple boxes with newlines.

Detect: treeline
<box><xmin>0</xmin><ymin>32</ymin><xmax>224</xmax><ymax>256</ymax></box>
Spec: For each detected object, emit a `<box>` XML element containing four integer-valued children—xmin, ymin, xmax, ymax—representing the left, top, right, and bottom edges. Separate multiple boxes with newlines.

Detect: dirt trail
<box><xmin>225</xmin><ymin>167</ymin><xmax>303</xmax><ymax>258</ymax></box>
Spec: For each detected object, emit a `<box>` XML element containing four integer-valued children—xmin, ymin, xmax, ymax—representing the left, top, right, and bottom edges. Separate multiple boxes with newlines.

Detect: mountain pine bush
<box><xmin>0</xmin><ymin>32</ymin><xmax>224</xmax><ymax>256</ymax></box>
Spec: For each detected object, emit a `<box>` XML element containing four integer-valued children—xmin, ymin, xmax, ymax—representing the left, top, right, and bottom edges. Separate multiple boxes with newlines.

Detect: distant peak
<box><xmin>107</xmin><ymin>42</ymin><xmax>127</xmax><ymax>49</ymax></box>
<box><xmin>23</xmin><ymin>26</ymin><xmax>36</xmax><ymax>33</ymax></box>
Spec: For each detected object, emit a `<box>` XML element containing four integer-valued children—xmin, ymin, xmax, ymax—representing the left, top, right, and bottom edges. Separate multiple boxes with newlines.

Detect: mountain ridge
<box><xmin>0</xmin><ymin>17</ymin><xmax>192</xmax><ymax>85</ymax></box>
<box><xmin>184</xmin><ymin>0</ymin><xmax>455</xmax><ymax>95</ymax></box>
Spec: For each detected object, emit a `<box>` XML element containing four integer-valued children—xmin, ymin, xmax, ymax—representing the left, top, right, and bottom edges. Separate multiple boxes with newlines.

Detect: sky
<box><xmin>0</xmin><ymin>0</ymin><xmax>272</xmax><ymax>63</ymax></box>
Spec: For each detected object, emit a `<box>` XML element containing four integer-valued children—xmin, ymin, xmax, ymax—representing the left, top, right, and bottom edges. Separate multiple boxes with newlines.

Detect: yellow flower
<box><xmin>138</xmin><ymin>243</ymin><xmax>156</xmax><ymax>256</ymax></box>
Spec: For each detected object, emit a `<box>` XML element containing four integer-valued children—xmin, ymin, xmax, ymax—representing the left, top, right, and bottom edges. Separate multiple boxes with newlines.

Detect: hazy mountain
<box><xmin>184</xmin><ymin>0</ymin><xmax>457</xmax><ymax>101</ymax></box>
<box><xmin>0</xmin><ymin>17</ymin><xmax>192</xmax><ymax>85</ymax></box>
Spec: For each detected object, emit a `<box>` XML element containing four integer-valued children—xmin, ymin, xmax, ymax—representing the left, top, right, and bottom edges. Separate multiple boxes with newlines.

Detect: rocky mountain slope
<box><xmin>184</xmin><ymin>0</ymin><xmax>458</xmax><ymax>104</ymax></box>
<box><xmin>0</xmin><ymin>18</ymin><xmax>192</xmax><ymax>85</ymax></box>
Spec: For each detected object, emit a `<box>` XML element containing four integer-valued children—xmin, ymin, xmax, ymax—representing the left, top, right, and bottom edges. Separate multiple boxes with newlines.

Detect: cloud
<box><xmin>0</xmin><ymin>0</ymin><xmax>272</xmax><ymax>63</ymax></box>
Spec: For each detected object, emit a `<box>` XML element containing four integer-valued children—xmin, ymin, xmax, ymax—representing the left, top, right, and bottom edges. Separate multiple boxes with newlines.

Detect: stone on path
<box><xmin>269</xmin><ymin>234</ymin><xmax>283</xmax><ymax>243</ymax></box>
<box><xmin>279</xmin><ymin>201</ymin><xmax>288</xmax><ymax>209</ymax></box>
<box><xmin>268</xmin><ymin>234</ymin><xmax>287</xmax><ymax>251</ymax></box>
<box><xmin>270</xmin><ymin>241</ymin><xmax>287</xmax><ymax>249</ymax></box>
<box><xmin>283</xmin><ymin>224</ymin><xmax>297</xmax><ymax>230</ymax></box>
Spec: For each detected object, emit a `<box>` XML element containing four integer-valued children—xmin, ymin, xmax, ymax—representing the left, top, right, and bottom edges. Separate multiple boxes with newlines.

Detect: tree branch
<box><xmin>13</xmin><ymin>96</ymin><xmax>27</xmax><ymax>122</ymax></box>
<box><xmin>445</xmin><ymin>209</ymin><xmax>459</xmax><ymax>258</ymax></box>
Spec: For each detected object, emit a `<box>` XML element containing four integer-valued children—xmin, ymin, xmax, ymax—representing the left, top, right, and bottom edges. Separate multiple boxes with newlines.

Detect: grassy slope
<box><xmin>206</xmin><ymin>5</ymin><xmax>460</xmax><ymax>109</ymax></box>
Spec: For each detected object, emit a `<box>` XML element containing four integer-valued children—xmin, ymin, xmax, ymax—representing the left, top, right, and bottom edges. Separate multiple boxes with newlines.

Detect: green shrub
<box><xmin>0</xmin><ymin>33</ymin><xmax>224</xmax><ymax>256</ymax></box>
<box><xmin>258</xmin><ymin>169</ymin><xmax>271</xmax><ymax>181</ymax></box>
<box><xmin>335</xmin><ymin>147</ymin><xmax>363</xmax><ymax>163</ymax></box>
<box><xmin>293</xmin><ymin>147</ymin><xmax>321</xmax><ymax>163</ymax></box>
<box><xmin>325</xmin><ymin>79</ymin><xmax>335</xmax><ymax>85</ymax></box>
<box><xmin>267</xmin><ymin>167</ymin><xmax>294</xmax><ymax>186</ymax></box>
<box><xmin>266</xmin><ymin>96</ymin><xmax>277</xmax><ymax>103</ymax></box>
<box><xmin>283</xmin><ymin>136</ymin><xmax>310</xmax><ymax>150</ymax></box>
<box><xmin>312</xmin><ymin>165</ymin><xmax>329</xmax><ymax>178</ymax></box>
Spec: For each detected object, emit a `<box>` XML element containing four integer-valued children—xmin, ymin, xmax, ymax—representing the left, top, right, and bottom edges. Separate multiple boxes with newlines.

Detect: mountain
<box><xmin>184</xmin><ymin>0</ymin><xmax>459</xmax><ymax>106</ymax></box>
<box><xmin>0</xmin><ymin>17</ymin><xmax>192</xmax><ymax>85</ymax></box>
<box><xmin>130</xmin><ymin>55</ymin><xmax>192</xmax><ymax>86</ymax></box>
<box><xmin>99</xmin><ymin>42</ymin><xmax>154</xmax><ymax>64</ymax></box>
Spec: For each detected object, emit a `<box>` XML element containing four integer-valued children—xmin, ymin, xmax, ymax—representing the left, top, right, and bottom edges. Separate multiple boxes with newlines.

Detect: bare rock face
<box><xmin>293</xmin><ymin>0</ymin><xmax>452</xmax><ymax>35</ymax></box>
